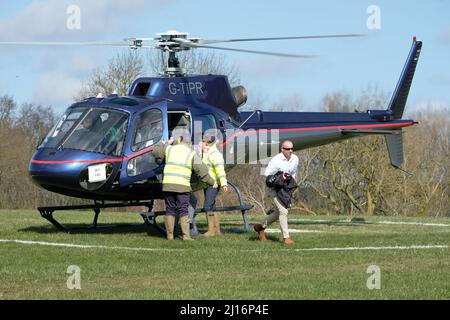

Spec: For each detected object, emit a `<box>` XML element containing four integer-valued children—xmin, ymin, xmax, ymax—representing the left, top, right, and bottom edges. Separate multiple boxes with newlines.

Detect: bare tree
<box><xmin>15</xmin><ymin>103</ymin><xmax>56</xmax><ymax>150</ymax></box>
<box><xmin>75</xmin><ymin>50</ymin><xmax>145</xmax><ymax>100</ymax></box>
<box><xmin>354</xmin><ymin>83</ymin><xmax>389</xmax><ymax>111</ymax></box>
<box><xmin>0</xmin><ymin>95</ymin><xmax>16</xmax><ymax>123</ymax></box>
<box><xmin>228</xmin><ymin>165</ymin><xmax>268</xmax><ymax>213</ymax></box>
<box><xmin>291</xmin><ymin>149</ymin><xmax>321</xmax><ymax>215</ymax></box>
<box><xmin>322</xmin><ymin>91</ymin><xmax>352</xmax><ymax>112</ymax></box>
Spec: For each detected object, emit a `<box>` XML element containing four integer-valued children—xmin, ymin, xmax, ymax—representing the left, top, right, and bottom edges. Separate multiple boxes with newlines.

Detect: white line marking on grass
<box><xmin>2</xmin><ymin>240</ymin><xmax>448</xmax><ymax>255</ymax></box>
<box><xmin>246</xmin><ymin>244</ymin><xmax>449</xmax><ymax>253</ymax></box>
<box><xmin>0</xmin><ymin>239</ymin><xmax>184</xmax><ymax>252</ymax></box>
<box><xmin>285</xmin><ymin>245</ymin><xmax>449</xmax><ymax>252</ymax></box>
<box><xmin>289</xmin><ymin>219</ymin><xmax>450</xmax><ymax>227</ymax></box>
<box><xmin>377</xmin><ymin>221</ymin><xmax>450</xmax><ymax>227</ymax></box>
<box><xmin>264</xmin><ymin>228</ymin><xmax>323</xmax><ymax>233</ymax></box>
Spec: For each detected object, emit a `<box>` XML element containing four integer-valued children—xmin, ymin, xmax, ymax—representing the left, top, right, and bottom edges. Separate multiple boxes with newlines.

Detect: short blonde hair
<box><xmin>172</xmin><ymin>128</ymin><xmax>191</xmax><ymax>144</ymax></box>
<box><xmin>202</xmin><ymin>131</ymin><xmax>218</xmax><ymax>146</ymax></box>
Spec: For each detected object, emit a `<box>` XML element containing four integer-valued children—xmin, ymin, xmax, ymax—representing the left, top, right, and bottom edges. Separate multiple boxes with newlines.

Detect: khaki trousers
<box><xmin>262</xmin><ymin>196</ymin><xmax>290</xmax><ymax>239</ymax></box>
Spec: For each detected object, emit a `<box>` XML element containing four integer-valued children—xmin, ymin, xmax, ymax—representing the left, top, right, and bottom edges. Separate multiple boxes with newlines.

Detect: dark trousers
<box><xmin>164</xmin><ymin>192</ymin><xmax>190</xmax><ymax>217</ymax></box>
<box><xmin>203</xmin><ymin>186</ymin><xmax>220</xmax><ymax>212</ymax></box>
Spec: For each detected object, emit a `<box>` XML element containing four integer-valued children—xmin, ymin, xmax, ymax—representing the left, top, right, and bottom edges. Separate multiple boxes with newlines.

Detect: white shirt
<box><xmin>264</xmin><ymin>152</ymin><xmax>299</xmax><ymax>180</ymax></box>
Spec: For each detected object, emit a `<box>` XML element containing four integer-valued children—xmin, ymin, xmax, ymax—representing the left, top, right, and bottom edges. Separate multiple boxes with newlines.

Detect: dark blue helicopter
<box><xmin>1</xmin><ymin>31</ymin><xmax>421</xmax><ymax>231</ymax></box>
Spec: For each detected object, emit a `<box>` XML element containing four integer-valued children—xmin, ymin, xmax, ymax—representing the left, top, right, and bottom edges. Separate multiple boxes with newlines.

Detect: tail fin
<box><xmin>385</xmin><ymin>131</ymin><xmax>403</xmax><ymax>168</ymax></box>
<box><xmin>388</xmin><ymin>38</ymin><xmax>422</xmax><ymax>119</ymax></box>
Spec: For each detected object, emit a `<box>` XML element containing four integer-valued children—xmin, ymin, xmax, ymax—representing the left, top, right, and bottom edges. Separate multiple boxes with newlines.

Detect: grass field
<box><xmin>0</xmin><ymin>209</ymin><xmax>449</xmax><ymax>300</ymax></box>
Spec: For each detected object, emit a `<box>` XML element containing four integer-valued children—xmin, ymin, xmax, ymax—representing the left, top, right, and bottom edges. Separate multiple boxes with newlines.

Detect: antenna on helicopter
<box><xmin>0</xmin><ymin>30</ymin><xmax>364</xmax><ymax>77</ymax></box>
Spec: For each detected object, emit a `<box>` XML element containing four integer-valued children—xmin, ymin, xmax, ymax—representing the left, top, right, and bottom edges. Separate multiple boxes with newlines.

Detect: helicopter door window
<box><xmin>167</xmin><ymin>111</ymin><xmax>191</xmax><ymax>138</ymax></box>
<box><xmin>196</xmin><ymin>114</ymin><xmax>217</xmax><ymax>133</ymax></box>
<box><xmin>132</xmin><ymin>109</ymin><xmax>163</xmax><ymax>152</ymax></box>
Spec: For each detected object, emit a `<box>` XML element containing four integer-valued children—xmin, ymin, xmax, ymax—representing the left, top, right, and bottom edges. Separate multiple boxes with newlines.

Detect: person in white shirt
<box><xmin>254</xmin><ymin>140</ymin><xmax>299</xmax><ymax>245</ymax></box>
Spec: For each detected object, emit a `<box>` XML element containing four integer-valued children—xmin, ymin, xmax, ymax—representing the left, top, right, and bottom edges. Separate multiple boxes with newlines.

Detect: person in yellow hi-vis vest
<box><xmin>153</xmin><ymin>129</ymin><xmax>217</xmax><ymax>241</ymax></box>
<box><xmin>200</xmin><ymin>132</ymin><xmax>229</xmax><ymax>237</ymax></box>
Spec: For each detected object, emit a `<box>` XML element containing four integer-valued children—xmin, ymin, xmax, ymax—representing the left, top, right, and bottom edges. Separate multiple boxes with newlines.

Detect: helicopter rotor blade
<box><xmin>0</xmin><ymin>32</ymin><xmax>364</xmax><ymax>58</ymax></box>
<box><xmin>0</xmin><ymin>40</ymin><xmax>134</xmax><ymax>46</ymax></box>
<box><xmin>198</xmin><ymin>33</ymin><xmax>365</xmax><ymax>45</ymax></box>
<box><xmin>180</xmin><ymin>42</ymin><xmax>316</xmax><ymax>58</ymax></box>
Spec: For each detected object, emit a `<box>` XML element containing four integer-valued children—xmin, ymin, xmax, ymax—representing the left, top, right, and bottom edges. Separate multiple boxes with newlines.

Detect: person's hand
<box><xmin>163</xmin><ymin>137</ymin><xmax>174</xmax><ymax>145</ymax></box>
<box><xmin>222</xmin><ymin>185</ymin><xmax>229</xmax><ymax>192</ymax></box>
<box><xmin>212</xmin><ymin>182</ymin><xmax>219</xmax><ymax>189</ymax></box>
<box><xmin>283</xmin><ymin>173</ymin><xmax>292</xmax><ymax>180</ymax></box>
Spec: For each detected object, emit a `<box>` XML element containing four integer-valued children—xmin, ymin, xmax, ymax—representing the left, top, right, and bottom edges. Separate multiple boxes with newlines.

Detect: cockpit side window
<box><xmin>62</xmin><ymin>109</ymin><xmax>128</xmax><ymax>156</ymax></box>
<box><xmin>38</xmin><ymin>109</ymin><xmax>85</xmax><ymax>149</ymax></box>
<box><xmin>38</xmin><ymin>107</ymin><xmax>129</xmax><ymax>156</ymax></box>
<box><xmin>132</xmin><ymin>109</ymin><xmax>163</xmax><ymax>152</ymax></box>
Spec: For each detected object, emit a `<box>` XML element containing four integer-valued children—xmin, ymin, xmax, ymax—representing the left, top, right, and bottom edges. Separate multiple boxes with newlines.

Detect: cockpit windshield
<box><xmin>39</xmin><ymin>107</ymin><xmax>129</xmax><ymax>156</ymax></box>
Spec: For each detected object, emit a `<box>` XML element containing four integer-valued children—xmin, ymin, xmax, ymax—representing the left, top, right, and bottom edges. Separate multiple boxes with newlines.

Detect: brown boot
<box><xmin>282</xmin><ymin>237</ymin><xmax>294</xmax><ymax>245</ymax></box>
<box><xmin>204</xmin><ymin>212</ymin><xmax>216</xmax><ymax>237</ymax></box>
<box><xmin>213</xmin><ymin>213</ymin><xmax>221</xmax><ymax>236</ymax></box>
<box><xmin>180</xmin><ymin>216</ymin><xmax>194</xmax><ymax>241</ymax></box>
<box><xmin>164</xmin><ymin>215</ymin><xmax>175</xmax><ymax>240</ymax></box>
<box><xmin>254</xmin><ymin>224</ymin><xmax>266</xmax><ymax>241</ymax></box>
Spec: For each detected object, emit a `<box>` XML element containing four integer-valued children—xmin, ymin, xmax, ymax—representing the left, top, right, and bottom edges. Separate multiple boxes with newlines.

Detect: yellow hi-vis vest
<box><xmin>163</xmin><ymin>144</ymin><xmax>196</xmax><ymax>187</ymax></box>
<box><xmin>203</xmin><ymin>144</ymin><xmax>227</xmax><ymax>186</ymax></box>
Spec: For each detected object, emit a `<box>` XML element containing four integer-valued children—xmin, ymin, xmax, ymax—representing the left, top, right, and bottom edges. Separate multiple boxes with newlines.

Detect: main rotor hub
<box><xmin>154</xmin><ymin>30</ymin><xmax>197</xmax><ymax>53</ymax></box>
<box><xmin>153</xmin><ymin>31</ymin><xmax>200</xmax><ymax>76</ymax></box>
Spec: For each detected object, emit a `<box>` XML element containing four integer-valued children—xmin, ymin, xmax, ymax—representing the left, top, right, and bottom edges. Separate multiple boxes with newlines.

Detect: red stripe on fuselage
<box><xmin>31</xmin><ymin>158</ymin><xmax>123</xmax><ymax>165</ymax></box>
<box><xmin>220</xmin><ymin>121</ymin><xmax>414</xmax><ymax>147</ymax></box>
<box><xmin>31</xmin><ymin>146</ymin><xmax>156</xmax><ymax>165</ymax></box>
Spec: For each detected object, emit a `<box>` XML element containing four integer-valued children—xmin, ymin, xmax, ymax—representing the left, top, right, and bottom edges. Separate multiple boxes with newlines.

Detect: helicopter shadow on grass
<box><xmin>18</xmin><ymin>220</ymin><xmax>247</xmax><ymax>237</ymax></box>
<box><xmin>195</xmin><ymin>221</ymin><xmax>250</xmax><ymax>234</ymax></box>
<box><xmin>18</xmin><ymin>223</ymin><xmax>163</xmax><ymax>237</ymax></box>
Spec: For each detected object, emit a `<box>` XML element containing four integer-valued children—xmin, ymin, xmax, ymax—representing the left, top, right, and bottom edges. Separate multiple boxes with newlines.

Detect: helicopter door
<box><xmin>119</xmin><ymin>107</ymin><xmax>166</xmax><ymax>187</ymax></box>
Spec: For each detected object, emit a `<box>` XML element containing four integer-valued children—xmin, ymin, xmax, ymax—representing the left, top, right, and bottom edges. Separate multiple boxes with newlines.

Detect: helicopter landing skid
<box><xmin>191</xmin><ymin>181</ymin><xmax>253</xmax><ymax>235</ymax></box>
<box><xmin>198</xmin><ymin>181</ymin><xmax>253</xmax><ymax>233</ymax></box>
<box><xmin>38</xmin><ymin>182</ymin><xmax>253</xmax><ymax>235</ymax></box>
<box><xmin>38</xmin><ymin>201</ymin><xmax>154</xmax><ymax>232</ymax></box>
<box><xmin>140</xmin><ymin>211</ymin><xmax>166</xmax><ymax>235</ymax></box>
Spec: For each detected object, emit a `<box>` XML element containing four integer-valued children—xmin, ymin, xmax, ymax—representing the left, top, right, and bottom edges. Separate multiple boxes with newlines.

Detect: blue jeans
<box><xmin>203</xmin><ymin>186</ymin><xmax>220</xmax><ymax>212</ymax></box>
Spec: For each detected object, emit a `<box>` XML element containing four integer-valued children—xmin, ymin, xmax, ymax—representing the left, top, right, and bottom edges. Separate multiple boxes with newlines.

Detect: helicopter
<box><xmin>0</xmin><ymin>31</ymin><xmax>422</xmax><ymax>232</ymax></box>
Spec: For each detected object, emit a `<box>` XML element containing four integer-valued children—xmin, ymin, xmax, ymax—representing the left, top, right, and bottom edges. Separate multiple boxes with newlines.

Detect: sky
<box><xmin>0</xmin><ymin>0</ymin><xmax>449</xmax><ymax>115</ymax></box>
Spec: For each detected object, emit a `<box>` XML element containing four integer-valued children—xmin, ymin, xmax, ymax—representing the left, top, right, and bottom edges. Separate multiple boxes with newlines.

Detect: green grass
<box><xmin>0</xmin><ymin>209</ymin><xmax>449</xmax><ymax>299</ymax></box>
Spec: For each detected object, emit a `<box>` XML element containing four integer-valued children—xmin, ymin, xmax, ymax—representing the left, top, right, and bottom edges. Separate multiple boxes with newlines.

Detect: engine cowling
<box><xmin>231</xmin><ymin>85</ymin><xmax>247</xmax><ymax>108</ymax></box>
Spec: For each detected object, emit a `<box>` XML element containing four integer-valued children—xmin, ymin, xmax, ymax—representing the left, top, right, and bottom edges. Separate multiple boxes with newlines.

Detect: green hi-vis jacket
<box><xmin>153</xmin><ymin>142</ymin><xmax>215</xmax><ymax>193</ymax></box>
<box><xmin>203</xmin><ymin>144</ymin><xmax>227</xmax><ymax>186</ymax></box>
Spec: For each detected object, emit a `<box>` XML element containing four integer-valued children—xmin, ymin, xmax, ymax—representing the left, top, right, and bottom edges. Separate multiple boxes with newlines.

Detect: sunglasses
<box><xmin>282</xmin><ymin>147</ymin><xmax>293</xmax><ymax>151</ymax></box>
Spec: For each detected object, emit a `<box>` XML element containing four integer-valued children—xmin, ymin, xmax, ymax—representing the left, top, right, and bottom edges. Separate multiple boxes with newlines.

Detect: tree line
<box><xmin>0</xmin><ymin>95</ymin><xmax>85</xmax><ymax>208</ymax></box>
